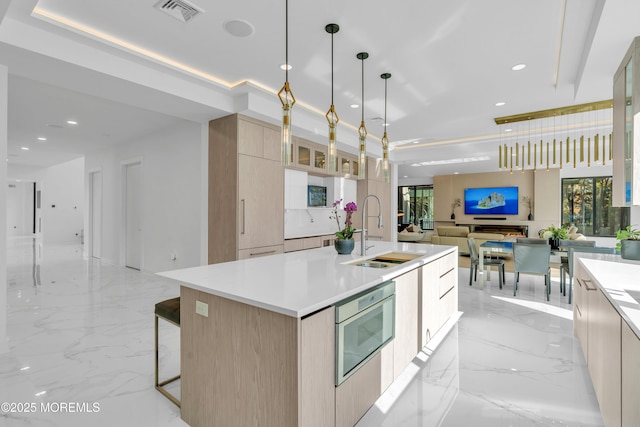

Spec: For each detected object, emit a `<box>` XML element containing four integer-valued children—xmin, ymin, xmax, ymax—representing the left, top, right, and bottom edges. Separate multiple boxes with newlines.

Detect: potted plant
<box><xmin>330</xmin><ymin>199</ymin><xmax>358</xmax><ymax>254</ymax></box>
<box><xmin>450</xmin><ymin>198</ymin><xmax>461</xmax><ymax>220</ymax></box>
<box><xmin>521</xmin><ymin>196</ymin><xmax>534</xmax><ymax>220</ymax></box>
<box><xmin>541</xmin><ymin>225</ymin><xmax>568</xmax><ymax>249</ymax></box>
<box><xmin>616</xmin><ymin>225</ymin><xmax>640</xmax><ymax>260</ymax></box>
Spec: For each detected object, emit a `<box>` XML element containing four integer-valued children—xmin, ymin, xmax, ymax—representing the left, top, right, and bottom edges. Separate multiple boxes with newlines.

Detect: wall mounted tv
<box><xmin>307</xmin><ymin>185</ymin><xmax>327</xmax><ymax>207</ymax></box>
<box><xmin>464</xmin><ymin>186</ymin><xmax>518</xmax><ymax>215</ymax></box>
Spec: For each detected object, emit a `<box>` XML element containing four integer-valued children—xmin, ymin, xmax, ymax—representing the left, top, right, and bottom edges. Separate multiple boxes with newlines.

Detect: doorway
<box><xmin>124</xmin><ymin>162</ymin><xmax>142</xmax><ymax>270</ymax></box>
<box><xmin>89</xmin><ymin>170</ymin><xmax>102</xmax><ymax>259</ymax></box>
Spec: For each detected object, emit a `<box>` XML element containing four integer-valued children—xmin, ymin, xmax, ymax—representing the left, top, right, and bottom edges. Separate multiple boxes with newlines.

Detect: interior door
<box><xmin>125</xmin><ymin>163</ymin><xmax>142</xmax><ymax>270</ymax></box>
<box><xmin>89</xmin><ymin>171</ymin><xmax>102</xmax><ymax>259</ymax></box>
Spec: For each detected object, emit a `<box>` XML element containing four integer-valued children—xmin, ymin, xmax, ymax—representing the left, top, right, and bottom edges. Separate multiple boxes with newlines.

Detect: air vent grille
<box><xmin>154</xmin><ymin>0</ymin><xmax>204</xmax><ymax>23</ymax></box>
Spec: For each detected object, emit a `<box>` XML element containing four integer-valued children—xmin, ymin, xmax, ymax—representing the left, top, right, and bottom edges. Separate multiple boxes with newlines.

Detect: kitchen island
<box><xmin>158</xmin><ymin>242</ymin><xmax>458</xmax><ymax>427</ymax></box>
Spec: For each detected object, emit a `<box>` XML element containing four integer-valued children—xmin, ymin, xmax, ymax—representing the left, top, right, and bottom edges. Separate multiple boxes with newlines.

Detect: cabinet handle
<box><xmin>250</xmin><ymin>249</ymin><xmax>276</xmax><ymax>256</ymax></box>
<box><xmin>583</xmin><ymin>279</ymin><xmax>597</xmax><ymax>291</ymax></box>
<box><xmin>241</xmin><ymin>199</ymin><xmax>246</xmax><ymax>235</ymax></box>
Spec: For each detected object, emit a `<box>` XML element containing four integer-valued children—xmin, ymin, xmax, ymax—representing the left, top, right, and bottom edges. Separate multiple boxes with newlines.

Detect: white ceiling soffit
<box><xmin>154</xmin><ymin>0</ymin><xmax>204</xmax><ymax>23</ymax></box>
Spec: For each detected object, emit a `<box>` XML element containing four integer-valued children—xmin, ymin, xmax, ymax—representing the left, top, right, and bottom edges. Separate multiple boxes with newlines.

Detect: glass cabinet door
<box><xmin>297</xmin><ymin>145</ymin><xmax>311</xmax><ymax>167</ymax></box>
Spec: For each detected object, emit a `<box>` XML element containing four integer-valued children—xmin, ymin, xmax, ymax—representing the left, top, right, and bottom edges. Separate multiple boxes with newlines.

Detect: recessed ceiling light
<box><xmin>504</xmin><ymin>128</ymin><xmax>513</xmax><ymax>132</ymax></box>
<box><xmin>37</xmin><ymin>137</ymin><xmax>47</xmax><ymax>141</ymax></box>
<box><xmin>223</xmin><ymin>19</ymin><xmax>255</xmax><ymax>37</ymax></box>
<box><xmin>280</xmin><ymin>64</ymin><xmax>292</xmax><ymax>71</ymax></box>
<box><xmin>511</xmin><ymin>64</ymin><xmax>526</xmax><ymax>71</ymax></box>
<box><xmin>350</xmin><ymin>104</ymin><xmax>359</xmax><ymax>109</ymax></box>
<box><xmin>21</xmin><ymin>147</ymin><xmax>30</xmax><ymax>150</ymax></box>
<box><xmin>413</xmin><ymin>141</ymin><xmax>419</xmax><ymax>144</ymax></box>
<box><xmin>454</xmin><ymin>172</ymin><xmax>460</xmax><ymax>174</ymax></box>
<box><xmin>66</xmin><ymin>120</ymin><xmax>78</xmax><ymax>125</ymax></box>
<box><xmin>495</xmin><ymin>101</ymin><xmax>506</xmax><ymax>106</ymax></box>
<box><xmin>403</xmin><ymin>176</ymin><xmax>408</xmax><ymax>178</ymax></box>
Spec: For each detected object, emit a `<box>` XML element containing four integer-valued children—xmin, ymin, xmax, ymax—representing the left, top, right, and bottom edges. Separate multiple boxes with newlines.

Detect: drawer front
<box><xmin>438</xmin><ymin>252</ymin><xmax>457</xmax><ymax>277</ymax></box>
<box><xmin>284</xmin><ymin>239</ymin><xmax>305</xmax><ymax>253</ymax></box>
<box><xmin>303</xmin><ymin>236</ymin><xmax>322</xmax><ymax>249</ymax></box>
<box><xmin>438</xmin><ymin>268</ymin><xmax>456</xmax><ymax>299</ymax></box>
<box><xmin>238</xmin><ymin>245</ymin><xmax>284</xmax><ymax>260</ymax></box>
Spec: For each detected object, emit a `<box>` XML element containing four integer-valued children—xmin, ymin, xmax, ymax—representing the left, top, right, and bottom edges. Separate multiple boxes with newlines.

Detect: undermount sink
<box><xmin>353</xmin><ymin>261</ymin><xmax>390</xmax><ymax>268</ymax></box>
<box><xmin>350</xmin><ymin>252</ymin><xmax>422</xmax><ymax>268</ymax></box>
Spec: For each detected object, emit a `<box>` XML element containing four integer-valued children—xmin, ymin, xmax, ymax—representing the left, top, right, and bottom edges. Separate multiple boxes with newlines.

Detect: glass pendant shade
<box><xmin>327</xmin><ymin>105</ymin><xmax>338</xmax><ymax>173</ymax></box>
<box><xmin>358</xmin><ymin>120</ymin><xmax>367</xmax><ymax>179</ymax></box>
<box><xmin>381</xmin><ymin>132</ymin><xmax>390</xmax><ymax>183</ymax></box>
<box><xmin>279</xmin><ymin>82</ymin><xmax>295</xmax><ymax>166</ymax></box>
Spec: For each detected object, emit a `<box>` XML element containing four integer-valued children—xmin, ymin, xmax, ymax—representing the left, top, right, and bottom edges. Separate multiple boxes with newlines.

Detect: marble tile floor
<box><xmin>0</xmin><ymin>237</ymin><xmax>603</xmax><ymax>426</ymax></box>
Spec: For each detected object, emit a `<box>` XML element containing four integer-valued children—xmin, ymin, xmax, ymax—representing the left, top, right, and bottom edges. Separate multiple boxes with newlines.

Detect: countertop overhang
<box><xmin>158</xmin><ymin>242</ymin><xmax>456</xmax><ymax>318</ymax></box>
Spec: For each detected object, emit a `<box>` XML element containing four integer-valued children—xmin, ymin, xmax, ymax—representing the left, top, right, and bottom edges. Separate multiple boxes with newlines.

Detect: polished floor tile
<box><xmin>1</xmin><ymin>237</ymin><xmax>603</xmax><ymax>426</ymax></box>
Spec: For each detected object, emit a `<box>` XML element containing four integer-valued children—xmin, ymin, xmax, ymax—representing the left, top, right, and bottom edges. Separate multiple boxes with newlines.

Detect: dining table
<box><xmin>477</xmin><ymin>240</ymin><xmax>566</xmax><ymax>289</ymax></box>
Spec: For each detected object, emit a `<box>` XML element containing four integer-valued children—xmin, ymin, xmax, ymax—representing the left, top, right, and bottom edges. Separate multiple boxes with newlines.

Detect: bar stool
<box><xmin>155</xmin><ymin>297</ymin><xmax>181</xmax><ymax>407</ymax></box>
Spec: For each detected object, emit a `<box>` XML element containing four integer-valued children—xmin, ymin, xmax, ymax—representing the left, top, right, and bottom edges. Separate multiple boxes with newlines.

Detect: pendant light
<box><xmin>380</xmin><ymin>72</ymin><xmax>391</xmax><ymax>183</ymax></box>
<box><xmin>356</xmin><ymin>52</ymin><xmax>369</xmax><ymax>180</ymax></box>
<box><xmin>325</xmin><ymin>23</ymin><xmax>340</xmax><ymax>174</ymax></box>
<box><xmin>278</xmin><ymin>0</ymin><xmax>296</xmax><ymax>166</ymax></box>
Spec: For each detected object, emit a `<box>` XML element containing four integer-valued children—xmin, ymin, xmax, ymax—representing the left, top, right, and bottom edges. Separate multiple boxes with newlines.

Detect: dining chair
<box><xmin>516</xmin><ymin>237</ymin><xmax>548</xmax><ymax>244</ymax></box>
<box><xmin>513</xmin><ymin>243</ymin><xmax>551</xmax><ymax>300</ymax></box>
<box><xmin>468</xmin><ymin>237</ymin><xmax>505</xmax><ymax>288</ymax></box>
<box><xmin>561</xmin><ymin>246</ymin><xmax>616</xmax><ymax>304</ymax></box>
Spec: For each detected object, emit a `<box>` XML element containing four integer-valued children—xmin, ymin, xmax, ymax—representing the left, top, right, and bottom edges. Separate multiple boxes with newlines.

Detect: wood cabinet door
<box><xmin>393</xmin><ymin>269</ymin><xmax>419</xmax><ymax>379</ymax></box>
<box><xmin>622</xmin><ymin>321</ymin><xmax>640</xmax><ymax>427</ymax></box>
<box><xmin>263</xmin><ymin>126</ymin><xmax>281</xmax><ymax>162</ymax></box>
<box><xmin>419</xmin><ymin>261</ymin><xmax>440</xmax><ymax>347</ymax></box>
<box><xmin>238</xmin><ymin>155</ymin><xmax>284</xmax><ymax>249</ymax></box>
<box><xmin>238</xmin><ymin>118</ymin><xmax>264</xmax><ymax>157</ymax></box>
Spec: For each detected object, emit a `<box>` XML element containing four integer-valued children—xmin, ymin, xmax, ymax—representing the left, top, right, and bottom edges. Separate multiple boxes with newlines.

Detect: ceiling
<box><xmin>1</xmin><ymin>0</ymin><xmax>638</xmax><ymax>179</ymax></box>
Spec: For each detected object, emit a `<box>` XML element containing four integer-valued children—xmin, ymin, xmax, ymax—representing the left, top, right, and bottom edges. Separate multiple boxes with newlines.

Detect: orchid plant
<box><xmin>330</xmin><ymin>199</ymin><xmax>358</xmax><ymax>240</ymax></box>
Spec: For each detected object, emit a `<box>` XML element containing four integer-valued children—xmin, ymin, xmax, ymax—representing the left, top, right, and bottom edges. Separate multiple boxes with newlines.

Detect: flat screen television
<box><xmin>307</xmin><ymin>185</ymin><xmax>327</xmax><ymax>207</ymax></box>
<box><xmin>464</xmin><ymin>186</ymin><xmax>518</xmax><ymax>215</ymax></box>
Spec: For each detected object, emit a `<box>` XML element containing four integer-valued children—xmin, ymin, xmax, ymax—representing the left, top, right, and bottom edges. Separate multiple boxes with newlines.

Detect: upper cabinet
<box><xmin>613</xmin><ymin>36</ymin><xmax>640</xmax><ymax>206</ymax></box>
<box><xmin>290</xmin><ymin>136</ymin><xmax>358</xmax><ymax>179</ymax></box>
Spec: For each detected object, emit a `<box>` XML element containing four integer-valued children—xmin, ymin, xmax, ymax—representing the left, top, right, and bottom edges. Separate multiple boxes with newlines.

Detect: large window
<box><xmin>561</xmin><ymin>176</ymin><xmax>629</xmax><ymax>237</ymax></box>
<box><xmin>398</xmin><ymin>185</ymin><xmax>434</xmax><ymax>231</ymax></box>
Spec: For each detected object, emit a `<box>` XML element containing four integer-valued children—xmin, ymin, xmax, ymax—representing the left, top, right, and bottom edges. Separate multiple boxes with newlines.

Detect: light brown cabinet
<box><xmin>209</xmin><ymin>114</ymin><xmax>284</xmax><ymax>263</ymax></box>
<box><xmin>622</xmin><ymin>321</ymin><xmax>640</xmax><ymax>427</ymax></box>
<box><xmin>357</xmin><ymin>158</ymin><xmax>391</xmax><ymax>241</ymax></box>
<box><xmin>393</xmin><ymin>269</ymin><xmax>419</xmax><ymax>379</ymax></box>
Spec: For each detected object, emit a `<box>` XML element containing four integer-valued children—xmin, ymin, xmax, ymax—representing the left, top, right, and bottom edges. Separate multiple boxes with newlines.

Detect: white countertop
<box><xmin>577</xmin><ymin>254</ymin><xmax>640</xmax><ymax>338</ymax></box>
<box><xmin>158</xmin><ymin>242</ymin><xmax>456</xmax><ymax>318</ymax></box>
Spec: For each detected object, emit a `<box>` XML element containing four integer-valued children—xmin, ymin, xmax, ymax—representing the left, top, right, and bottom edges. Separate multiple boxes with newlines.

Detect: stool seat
<box><xmin>155</xmin><ymin>297</ymin><xmax>181</xmax><ymax>325</ymax></box>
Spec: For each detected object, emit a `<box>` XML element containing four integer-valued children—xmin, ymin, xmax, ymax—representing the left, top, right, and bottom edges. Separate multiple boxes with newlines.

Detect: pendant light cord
<box><xmin>285</xmin><ymin>0</ymin><xmax>289</xmax><ymax>83</ymax></box>
<box><xmin>331</xmin><ymin>32</ymin><xmax>334</xmax><ymax>106</ymax></box>
<box><xmin>361</xmin><ymin>57</ymin><xmax>365</xmax><ymax>122</ymax></box>
<box><xmin>384</xmin><ymin>78</ymin><xmax>387</xmax><ymax>125</ymax></box>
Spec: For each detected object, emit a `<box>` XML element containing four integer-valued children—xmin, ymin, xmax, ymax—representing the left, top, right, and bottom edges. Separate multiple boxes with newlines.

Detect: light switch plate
<box><xmin>195</xmin><ymin>300</ymin><xmax>208</xmax><ymax>317</ymax></box>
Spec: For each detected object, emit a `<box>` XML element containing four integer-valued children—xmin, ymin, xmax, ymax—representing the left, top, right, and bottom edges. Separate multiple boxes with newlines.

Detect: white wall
<box><xmin>0</xmin><ymin>64</ymin><xmax>8</xmax><ymax>353</ymax></box>
<box><xmin>84</xmin><ymin>121</ymin><xmax>203</xmax><ymax>272</ymax></box>
<box><xmin>6</xmin><ymin>181</ymin><xmax>34</xmax><ymax>236</ymax></box>
<box><xmin>40</xmin><ymin>158</ymin><xmax>84</xmax><ymax>244</ymax></box>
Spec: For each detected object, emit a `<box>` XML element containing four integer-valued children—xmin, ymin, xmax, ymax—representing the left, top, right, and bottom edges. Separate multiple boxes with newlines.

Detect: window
<box><xmin>398</xmin><ymin>185</ymin><xmax>434</xmax><ymax>231</ymax></box>
<box><xmin>561</xmin><ymin>176</ymin><xmax>629</xmax><ymax>237</ymax></box>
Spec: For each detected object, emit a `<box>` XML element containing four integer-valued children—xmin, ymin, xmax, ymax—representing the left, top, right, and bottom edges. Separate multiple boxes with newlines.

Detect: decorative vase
<box><xmin>450</xmin><ymin>213</ymin><xmax>455</xmax><ymax>220</ymax></box>
<box><xmin>620</xmin><ymin>239</ymin><xmax>640</xmax><ymax>261</ymax></box>
<box><xmin>549</xmin><ymin>238</ymin><xmax>560</xmax><ymax>250</ymax></box>
<box><xmin>528</xmin><ymin>212</ymin><xmax>533</xmax><ymax>221</ymax></box>
<box><xmin>335</xmin><ymin>238</ymin><xmax>355</xmax><ymax>255</ymax></box>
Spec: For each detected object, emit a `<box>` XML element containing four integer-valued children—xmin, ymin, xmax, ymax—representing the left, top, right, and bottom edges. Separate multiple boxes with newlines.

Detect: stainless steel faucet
<box><xmin>361</xmin><ymin>194</ymin><xmax>383</xmax><ymax>256</ymax></box>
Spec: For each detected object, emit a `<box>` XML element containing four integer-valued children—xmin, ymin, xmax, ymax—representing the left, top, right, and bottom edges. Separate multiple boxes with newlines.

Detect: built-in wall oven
<box><xmin>335</xmin><ymin>281</ymin><xmax>395</xmax><ymax>385</ymax></box>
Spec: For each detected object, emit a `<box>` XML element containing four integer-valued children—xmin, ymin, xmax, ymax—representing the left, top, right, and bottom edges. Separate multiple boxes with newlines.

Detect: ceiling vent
<box><xmin>154</xmin><ymin>0</ymin><xmax>204</xmax><ymax>23</ymax></box>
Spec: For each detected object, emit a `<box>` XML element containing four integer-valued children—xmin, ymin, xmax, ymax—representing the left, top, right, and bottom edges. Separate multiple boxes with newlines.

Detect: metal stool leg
<box><xmin>155</xmin><ymin>313</ymin><xmax>181</xmax><ymax>407</ymax></box>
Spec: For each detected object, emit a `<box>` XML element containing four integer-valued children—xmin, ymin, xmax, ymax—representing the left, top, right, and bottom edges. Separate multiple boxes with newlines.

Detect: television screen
<box><xmin>464</xmin><ymin>186</ymin><xmax>518</xmax><ymax>215</ymax></box>
<box><xmin>307</xmin><ymin>185</ymin><xmax>327</xmax><ymax>207</ymax></box>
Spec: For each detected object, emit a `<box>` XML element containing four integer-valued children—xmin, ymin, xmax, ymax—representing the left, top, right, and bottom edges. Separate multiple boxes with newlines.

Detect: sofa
<box><xmin>398</xmin><ymin>224</ymin><xmax>428</xmax><ymax>242</ymax></box>
<box><xmin>430</xmin><ymin>226</ymin><xmax>505</xmax><ymax>255</ymax></box>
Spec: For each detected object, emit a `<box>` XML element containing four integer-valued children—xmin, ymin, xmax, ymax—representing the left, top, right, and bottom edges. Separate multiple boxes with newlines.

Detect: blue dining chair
<box><xmin>513</xmin><ymin>243</ymin><xmax>551</xmax><ymax>300</ymax></box>
<box><xmin>561</xmin><ymin>246</ymin><xmax>616</xmax><ymax>304</ymax></box>
<box><xmin>558</xmin><ymin>240</ymin><xmax>596</xmax><ymax>292</ymax></box>
<box><xmin>468</xmin><ymin>237</ymin><xmax>505</xmax><ymax>288</ymax></box>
